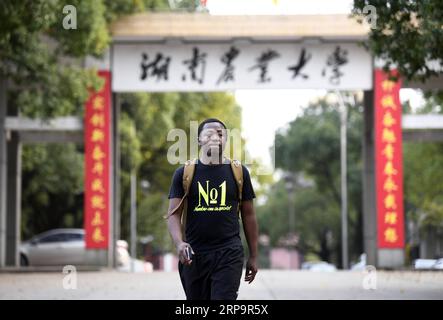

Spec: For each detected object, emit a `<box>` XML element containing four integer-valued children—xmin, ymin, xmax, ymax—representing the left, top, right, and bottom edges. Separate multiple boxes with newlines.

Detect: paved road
<box><xmin>0</xmin><ymin>270</ymin><xmax>442</xmax><ymax>299</ymax></box>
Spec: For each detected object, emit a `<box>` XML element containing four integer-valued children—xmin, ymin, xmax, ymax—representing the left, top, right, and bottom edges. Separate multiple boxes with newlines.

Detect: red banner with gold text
<box><xmin>84</xmin><ymin>71</ymin><xmax>111</xmax><ymax>249</ymax></box>
<box><xmin>375</xmin><ymin>69</ymin><xmax>405</xmax><ymax>249</ymax></box>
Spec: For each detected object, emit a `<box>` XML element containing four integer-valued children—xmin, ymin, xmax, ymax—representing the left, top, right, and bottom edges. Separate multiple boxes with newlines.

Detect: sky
<box><xmin>205</xmin><ymin>0</ymin><xmax>426</xmax><ymax>170</ymax></box>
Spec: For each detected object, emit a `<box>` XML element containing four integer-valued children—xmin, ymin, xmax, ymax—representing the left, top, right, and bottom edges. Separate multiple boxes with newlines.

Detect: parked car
<box><xmin>301</xmin><ymin>261</ymin><xmax>316</xmax><ymax>270</ymax></box>
<box><xmin>434</xmin><ymin>259</ymin><xmax>443</xmax><ymax>270</ymax></box>
<box><xmin>20</xmin><ymin>228</ymin><xmax>130</xmax><ymax>267</ymax></box>
<box><xmin>413</xmin><ymin>258</ymin><xmax>443</xmax><ymax>270</ymax></box>
<box><xmin>301</xmin><ymin>261</ymin><xmax>337</xmax><ymax>272</ymax></box>
<box><xmin>309</xmin><ymin>262</ymin><xmax>337</xmax><ymax>272</ymax></box>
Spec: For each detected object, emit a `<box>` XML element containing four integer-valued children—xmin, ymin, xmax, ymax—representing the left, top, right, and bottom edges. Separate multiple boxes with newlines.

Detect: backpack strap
<box><xmin>164</xmin><ymin>159</ymin><xmax>197</xmax><ymax>222</ymax></box>
<box><xmin>229</xmin><ymin>158</ymin><xmax>243</xmax><ymax>217</ymax></box>
<box><xmin>180</xmin><ymin>159</ymin><xmax>197</xmax><ymax>239</ymax></box>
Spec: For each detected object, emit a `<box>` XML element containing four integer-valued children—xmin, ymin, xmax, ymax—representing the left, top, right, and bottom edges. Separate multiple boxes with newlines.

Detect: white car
<box><xmin>20</xmin><ymin>228</ymin><xmax>130</xmax><ymax>267</ymax></box>
<box><xmin>414</xmin><ymin>259</ymin><xmax>438</xmax><ymax>270</ymax></box>
<box><xmin>434</xmin><ymin>259</ymin><xmax>443</xmax><ymax>270</ymax></box>
<box><xmin>302</xmin><ymin>261</ymin><xmax>337</xmax><ymax>272</ymax></box>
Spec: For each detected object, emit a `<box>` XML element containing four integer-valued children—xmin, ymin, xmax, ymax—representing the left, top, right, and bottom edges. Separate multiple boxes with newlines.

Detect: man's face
<box><xmin>199</xmin><ymin>122</ymin><xmax>227</xmax><ymax>157</ymax></box>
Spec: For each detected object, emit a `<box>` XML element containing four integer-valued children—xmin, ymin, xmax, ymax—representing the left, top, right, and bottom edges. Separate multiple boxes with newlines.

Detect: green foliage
<box><xmin>353</xmin><ymin>0</ymin><xmax>443</xmax><ymax>82</ymax></box>
<box><xmin>264</xmin><ymin>93</ymin><xmax>364</xmax><ymax>265</ymax></box>
<box><xmin>137</xmin><ymin>192</ymin><xmax>172</xmax><ymax>251</ymax></box>
<box><xmin>0</xmin><ymin>0</ymin><xmax>160</xmax><ymax>118</ymax></box>
<box><xmin>404</xmin><ymin>142</ymin><xmax>443</xmax><ymax>228</ymax></box>
<box><xmin>9</xmin><ymin>0</ymin><xmax>168</xmax><ymax>238</ymax></box>
<box><xmin>103</xmin><ymin>0</ymin><xmax>170</xmax><ymax>22</ymax></box>
<box><xmin>52</xmin><ymin>0</ymin><xmax>110</xmax><ymax>57</ymax></box>
<box><xmin>172</xmin><ymin>0</ymin><xmax>199</xmax><ymax>11</ymax></box>
<box><xmin>21</xmin><ymin>144</ymin><xmax>84</xmax><ymax>239</ymax></box>
<box><xmin>402</xmin><ymin>95</ymin><xmax>443</xmax><ymax>230</ymax></box>
<box><xmin>257</xmin><ymin>181</ymin><xmax>340</xmax><ymax>262</ymax></box>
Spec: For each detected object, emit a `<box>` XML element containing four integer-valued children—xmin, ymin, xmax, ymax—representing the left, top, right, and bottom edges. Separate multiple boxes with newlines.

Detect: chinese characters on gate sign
<box><xmin>321</xmin><ymin>46</ymin><xmax>349</xmax><ymax>85</ymax></box>
<box><xmin>140</xmin><ymin>53</ymin><xmax>171</xmax><ymax>82</ymax></box>
<box><xmin>288</xmin><ymin>48</ymin><xmax>312</xmax><ymax>80</ymax></box>
<box><xmin>248</xmin><ymin>49</ymin><xmax>280</xmax><ymax>83</ymax></box>
<box><xmin>217</xmin><ymin>46</ymin><xmax>240</xmax><ymax>85</ymax></box>
<box><xmin>136</xmin><ymin>45</ymin><xmax>352</xmax><ymax>87</ymax></box>
<box><xmin>121</xmin><ymin>44</ymin><xmax>364</xmax><ymax>91</ymax></box>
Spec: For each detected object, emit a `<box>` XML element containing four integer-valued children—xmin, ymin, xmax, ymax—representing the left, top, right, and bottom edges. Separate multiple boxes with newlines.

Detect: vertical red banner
<box><xmin>84</xmin><ymin>71</ymin><xmax>111</xmax><ymax>249</ymax></box>
<box><xmin>375</xmin><ymin>69</ymin><xmax>405</xmax><ymax>248</ymax></box>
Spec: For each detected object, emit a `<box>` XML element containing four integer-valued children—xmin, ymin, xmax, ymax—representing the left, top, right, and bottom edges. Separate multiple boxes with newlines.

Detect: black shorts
<box><xmin>178</xmin><ymin>245</ymin><xmax>244</xmax><ymax>300</ymax></box>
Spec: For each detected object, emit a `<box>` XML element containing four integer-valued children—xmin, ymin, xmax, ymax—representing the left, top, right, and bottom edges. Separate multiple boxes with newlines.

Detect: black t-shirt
<box><xmin>168</xmin><ymin>160</ymin><xmax>256</xmax><ymax>253</ymax></box>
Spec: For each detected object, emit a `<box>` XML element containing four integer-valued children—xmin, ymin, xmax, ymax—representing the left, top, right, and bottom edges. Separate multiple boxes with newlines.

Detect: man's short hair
<box><xmin>197</xmin><ymin>118</ymin><xmax>227</xmax><ymax>137</ymax></box>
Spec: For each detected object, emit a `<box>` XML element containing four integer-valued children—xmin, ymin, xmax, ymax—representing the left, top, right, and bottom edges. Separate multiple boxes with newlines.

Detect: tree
<box><xmin>21</xmin><ymin>143</ymin><xmax>84</xmax><ymax>239</ymax></box>
<box><xmin>403</xmin><ymin>97</ymin><xmax>443</xmax><ymax>233</ymax></box>
<box><xmin>257</xmin><ymin>181</ymin><xmax>339</xmax><ymax>263</ymax></box>
<box><xmin>353</xmin><ymin>0</ymin><xmax>443</xmax><ymax>82</ymax></box>
<box><xmin>264</xmin><ymin>93</ymin><xmax>365</xmax><ymax>266</ymax></box>
<box><xmin>404</xmin><ymin>142</ymin><xmax>443</xmax><ymax>229</ymax></box>
<box><xmin>0</xmin><ymin>0</ymin><xmax>169</xmax><ymax>118</ymax></box>
<box><xmin>2</xmin><ymin>0</ymin><xmax>169</xmax><ymax>237</ymax></box>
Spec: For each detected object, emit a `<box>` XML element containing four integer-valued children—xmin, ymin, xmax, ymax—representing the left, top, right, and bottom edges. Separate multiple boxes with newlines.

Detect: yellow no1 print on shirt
<box><xmin>194</xmin><ymin>181</ymin><xmax>232</xmax><ymax>212</ymax></box>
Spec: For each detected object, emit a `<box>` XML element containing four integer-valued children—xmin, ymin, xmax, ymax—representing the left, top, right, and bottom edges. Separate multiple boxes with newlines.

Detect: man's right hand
<box><xmin>176</xmin><ymin>242</ymin><xmax>194</xmax><ymax>266</ymax></box>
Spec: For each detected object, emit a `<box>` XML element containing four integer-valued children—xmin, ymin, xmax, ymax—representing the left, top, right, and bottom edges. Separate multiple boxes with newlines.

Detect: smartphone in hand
<box><xmin>185</xmin><ymin>246</ymin><xmax>193</xmax><ymax>261</ymax></box>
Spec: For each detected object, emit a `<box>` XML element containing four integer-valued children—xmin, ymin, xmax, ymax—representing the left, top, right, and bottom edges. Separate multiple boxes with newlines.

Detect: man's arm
<box><xmin>241</xmin><ymin>200</ymin><xmax>258</xmax><ymax>283</ymax></box>
<box><xmin>167</xmin><ymin>198</ymin><xmax>193</xmax><ymax>265</ymax></box>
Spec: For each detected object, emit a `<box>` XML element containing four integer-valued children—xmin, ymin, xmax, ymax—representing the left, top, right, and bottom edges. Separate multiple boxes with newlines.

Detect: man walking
<box><xmin>167</xmin><ymin>118</ymin><xmax>258</xmax><ymax>300</ymax></box>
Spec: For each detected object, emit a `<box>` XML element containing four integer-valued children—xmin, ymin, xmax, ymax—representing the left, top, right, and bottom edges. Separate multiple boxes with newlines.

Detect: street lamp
<box><xmin>130</xmin><ymin>171</ymin><xmax>137</xmax><ymax>272</ymax></box>
<box><xmin>284</xmin><ymin>172</ymin><xmax>295</xmax><ymax>238</ymax></box>
<box><xmin>284</xmin><ymin>172</ymin><xmax>296</xmax><ymax>269</ymax></box>
<box><xmin>336</xmin><ymin>90</ymin><xmax>350</xmax><ymax>270</ymax></box>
